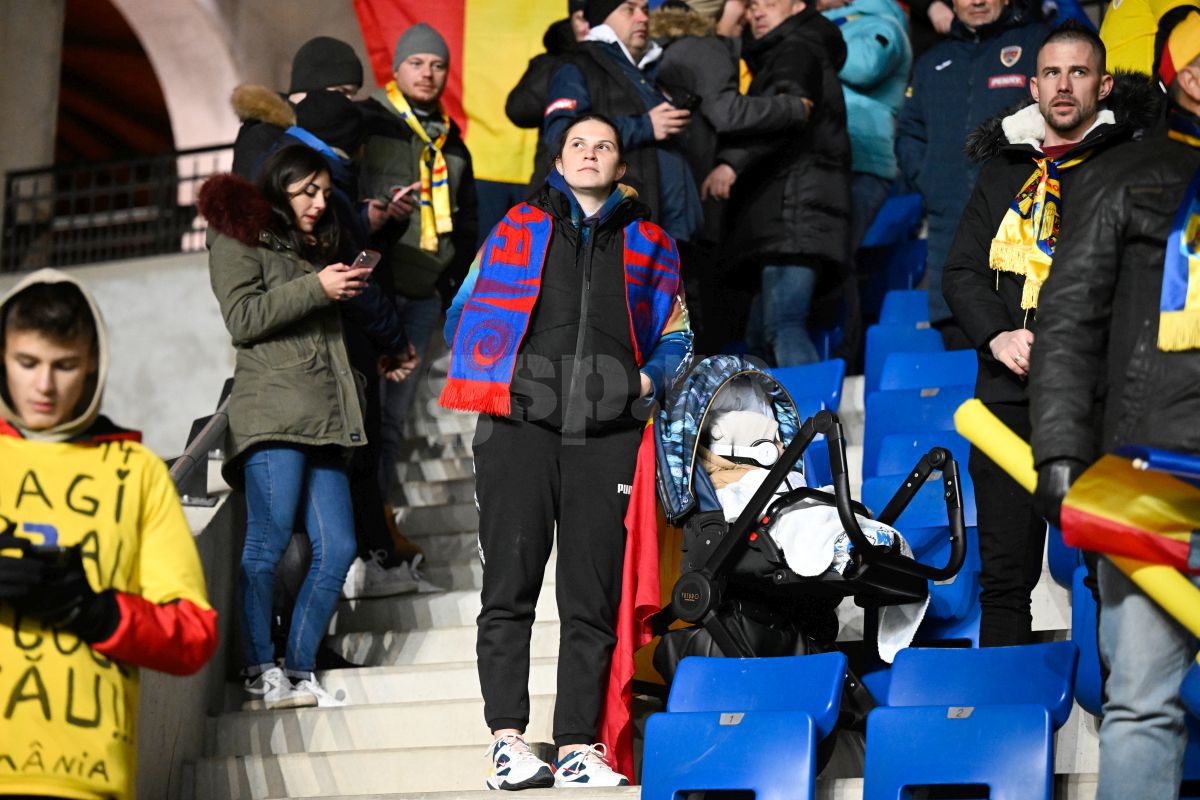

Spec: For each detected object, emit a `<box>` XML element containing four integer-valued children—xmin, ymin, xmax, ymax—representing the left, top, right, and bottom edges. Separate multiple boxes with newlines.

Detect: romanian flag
<box><xmin>353</xmin><ymin>0</ymin><xmax>564</xmax><ymax>185</ymax></box>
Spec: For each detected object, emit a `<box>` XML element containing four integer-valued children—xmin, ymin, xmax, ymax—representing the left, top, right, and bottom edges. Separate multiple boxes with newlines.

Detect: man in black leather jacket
<box><xmin>1029</xmin><ymin>10</ymin><xmax>1200</xmax><ymax>798</ymax></box>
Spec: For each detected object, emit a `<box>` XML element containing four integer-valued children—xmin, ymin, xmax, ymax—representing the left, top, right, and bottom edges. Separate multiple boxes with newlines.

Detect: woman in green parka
<box><xmin>198</xmin><ymin>144</ymin><xmax>371</xmax><ymax>710</ymax></box>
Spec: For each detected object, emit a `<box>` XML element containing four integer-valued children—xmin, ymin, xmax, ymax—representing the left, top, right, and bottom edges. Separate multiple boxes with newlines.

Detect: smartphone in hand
<box><xmin>353</xmin><ymin>250</ymin><xmax>382</xmax><ymax>273</ymax></box>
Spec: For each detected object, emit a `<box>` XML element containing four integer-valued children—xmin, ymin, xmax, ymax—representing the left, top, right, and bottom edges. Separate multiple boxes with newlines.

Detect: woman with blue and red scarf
<box><xmin>440</xmin><ymin>114</ymin><xmax>691</xmax><ymax>789</ymax></box>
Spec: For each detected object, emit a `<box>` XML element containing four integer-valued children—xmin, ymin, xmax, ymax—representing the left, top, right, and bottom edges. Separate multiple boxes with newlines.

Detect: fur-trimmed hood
<box><xmin>965</xmin><ymin>70</ymin><xmax>1164</xmax><ymax>162</ymax></box>
<box><xmin>231</xmin><ymin>84</ymin><xmax>296</xmax><ymax>129</ymax></box>
<box><xmin>649</xmin><ymin>6</ymin><xmax>716</xmax><ymax>41</ymax></box>
<box><xmin>196</xmin><ymin>173</ymin><xmax>273</xmax><ymax>248</ymax></box>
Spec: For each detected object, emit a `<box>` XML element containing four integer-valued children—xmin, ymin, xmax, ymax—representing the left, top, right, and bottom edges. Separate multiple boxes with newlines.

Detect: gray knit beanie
<box><xmin>392</xmin><ymin>23</ymin><xmax>450</xmax><ymax>71</ymax></box>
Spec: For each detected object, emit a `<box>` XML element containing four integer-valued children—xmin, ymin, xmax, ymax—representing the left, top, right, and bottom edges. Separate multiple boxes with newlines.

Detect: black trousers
<box><xmin>969</xmin><ymin>401</ymin><xmax>1047</xmax><ymax>647</ymax></box>
<box><xmin>473</xmin><ymin>415</ymin><xmax>642</xmax><ymax>747</ymax></box>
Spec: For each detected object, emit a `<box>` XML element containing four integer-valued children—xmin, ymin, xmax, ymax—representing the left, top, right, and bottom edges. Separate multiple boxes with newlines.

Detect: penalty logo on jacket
<box><xmin>1000</xmin><ymin>46</ymin><xmax>1022</xmax><ymax>67</ymax></box>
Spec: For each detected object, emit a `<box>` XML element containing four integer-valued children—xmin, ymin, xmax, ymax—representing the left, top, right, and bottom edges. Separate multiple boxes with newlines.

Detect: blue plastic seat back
<box><xmin>860</xmin><ymin>471</ymin><xmax>977</xmax><ymax>535</ymax></box>
<box><xmin>886</xmin><ymin>642</ymin><xmax>1079</xmax><ymax>729</ymax></box>
<box><xmin>919</xmin><ymin>532</ymin><xmax>982</xmax><ymax>623</ymax></box>
<box><xmin>668</xmin><ymin>653</ymin><xmax>847</xmax><ymax>739</ymax></box>
<box><xmin>873</xmin><ymin>430</ymin><xmax>973</xmax><ymax>479</ymax></box>
<box><xmin>864</xmin><ymin>385</ymin><xmax>974</xmax><ymax>482</ymax></box>
<box><xmin>804</xmin><ymin>435</ymin><xmax>833</xmax><ymax>487</ymax></box>
<box><xmin>861</xmin><ymin>192</ymin><xmax>923</xmax><ymax>248</ymax></box>
<box><xmin>1184</xmin><ymin>713</ymin><xmax>1200</xmax><ymax>785</ymax></box>
<box><xmin>865</xmin><ymin>323</ymin><xmax>944</xmax><ymax>393</ymax></box>
<box><xmin>879</xmin><ymin>349</ymin><xmax>978</xmax><ymax>392</ymax></box>
<box><xmin>769</xmin><ymin>358</ymin><xmax>846</xmax><ymax>415</ymax></box>
<box><xmin>1048</xmin><ymin>524</ymin><xmax>1083</xmax><ymax>589</ymax></box>
<box><xmin>865</xmin><ymin>704</ymin><xmax>1054</xmax><ymax>800</ymax></box>
<box><xmin>879</xmin><ymin>289</ymin><xmax>930</xmax><ymax>325</ymax></box>
<box><xmin>1071</xmin><ymin>564</ymin><xmax>1103</xmax><ymax>717</ymax></box>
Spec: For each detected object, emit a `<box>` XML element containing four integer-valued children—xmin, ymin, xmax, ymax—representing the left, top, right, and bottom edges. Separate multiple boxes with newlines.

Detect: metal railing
<box><xmin>2</xmin><ymin>144</ymin><xmax>233</xmax><ymax>273</ymax></box>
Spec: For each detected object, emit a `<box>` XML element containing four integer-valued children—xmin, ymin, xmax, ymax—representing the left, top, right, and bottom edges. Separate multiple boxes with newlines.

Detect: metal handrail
<box><xmin>169</xmin><ymin>393</ymin><xmax>230</xmax><ymax>507</ymax></box>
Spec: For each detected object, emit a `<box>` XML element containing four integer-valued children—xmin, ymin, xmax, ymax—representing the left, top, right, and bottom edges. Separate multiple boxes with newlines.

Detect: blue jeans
<box><xmin>379</xmin><ymin>294</ymin><xmax>442</xmax><ymax>491</ymax></box>
<box><xmin>240</xmin><ymin>445</ymin><xmax>357</xmax><ymax>675</ymax></box>
<box><xmin>749</xmin><ymin>265</ymin><xmax>820</xmax><ymax>367</ymax></box>
<box><xmin>1096</xmin><ymin>558</ymin><xmax>1199</xmax><ymax>800</ymax></box>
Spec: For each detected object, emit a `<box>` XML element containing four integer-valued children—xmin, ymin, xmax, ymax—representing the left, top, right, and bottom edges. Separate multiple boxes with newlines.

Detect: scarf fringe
<box><xmin>989</xmin><ymin>240</ymin><xmax>1045</xmax><ymax>310</ymax></box>
<box><xmin>438</xmin><ymin>377</ymin><xmax>513</xmax><ymax>417</ymax></box>
<box><xmin>1158</xmin><ymin>310</ymin><xmax>1200</xmax><ymax>352</ymax></box>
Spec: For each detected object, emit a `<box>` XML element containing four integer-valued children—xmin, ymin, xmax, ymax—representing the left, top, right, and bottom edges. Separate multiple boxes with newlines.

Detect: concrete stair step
<box><xmin>193</xmin><ymin>746</ymin><xmax>638</xmax><ymax>799</ymax></box>
<box><xmin>313</xmin><ymin>657</ymin><xmax>559</xmax><ymax>705</ymax></box>
<box><xmin>396</xmin><ymin>458</ymin><xmax>474</xmax><ymax>484</ymax></box>
<box><xmin>409</xmin><ymin>413</ymin><xmax>478</xmax><ymax>439</ymax></box>
<box><xmin>397</xmin><ymin>502</ymin><xmax>479</xmax><ymax>537</ymax></box>
<box><xmin>399</xmin><ymin>478</ymin><xmax>477</xmax><ymax>508</ymax></box>
<box><xmin>407</xmin><ymin>531</ymin><xmax>482</xmax><ymax>566</ymax></box>
<box><xmin>332</xmin><ymin>585</ymin><xmax>558</xmax><ymax>634</ymax></box>
<box><xmin>208</xmin><ymin>695</ymin><xmax>554</xmax><ymax>757</ymax></box>
<box><xmin>396</xmin><ymin>436</ymin><xmax>472</xmax><ymax>464</ymax></box>
<box><xmin>330</xmin><ymin>621</ymin><xmax>560</xmax><ymax>667</ymax></box>
<box><xmin>420</xmin><ymin>558</ymin><xmax>485</xmax><ymax>592</ymax></box>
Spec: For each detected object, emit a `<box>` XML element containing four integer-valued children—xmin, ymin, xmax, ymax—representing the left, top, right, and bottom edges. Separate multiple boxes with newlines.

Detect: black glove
<box><xmin>2</xmin><ymin>544</ymin><xmax>119</xmax><ymax>643</ymax></box>
<box><xmin>1034</xmin><ymin>457</ymin><xmax>1086</xmax><ymax>528</ymax></box>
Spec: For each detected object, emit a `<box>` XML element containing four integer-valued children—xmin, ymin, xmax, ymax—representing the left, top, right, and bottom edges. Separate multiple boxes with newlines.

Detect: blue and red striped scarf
<box><xmin>439</xmin><ymin>189</ymin><xmax>683</xmax><ymax>416</ymax></box>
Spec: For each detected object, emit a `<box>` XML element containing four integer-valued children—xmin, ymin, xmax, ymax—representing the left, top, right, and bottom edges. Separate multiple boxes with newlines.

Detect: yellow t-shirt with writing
<box><xmin>0</xmin><ymin>434</ymin><xmax>210</xmax><ymax>800</ymax></box>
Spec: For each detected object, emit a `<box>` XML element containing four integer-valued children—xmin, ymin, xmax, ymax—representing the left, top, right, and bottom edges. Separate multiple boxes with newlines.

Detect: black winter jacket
<box><xmin>719</xmin><ymin>8</ymin><xmax>851</xmax><ymax>276</ymax></box>
<box><xmin>1029</xmin><ymin>107</ymin><xmax>1200</xmax><ymax>467</ymax></box>
<box><xmin>506</xmin><ymin>19</ymin><xmax>579</xmax><ymax>182</ymax></box>
<box><xmin>655</xmin><ymin>31</ymin><xmax>808</xmax><ymax>244</ymax></box>
<box><xmin>942</xmin><ymin>72</ymin><xmax>1163</xmax><ymax>405</ymax></box>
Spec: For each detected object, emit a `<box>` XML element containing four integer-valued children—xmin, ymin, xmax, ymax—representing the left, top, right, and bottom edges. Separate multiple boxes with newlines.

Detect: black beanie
<box><xmin>586</xmin><ymin>0</ymin><xmax>625</xmax><ymax>27</ymax></box>
<box><xmin>295</xmin><ymin>91</ymin><xmax>366</xmax><ymax>154</ymax></box>
<box><xmin>289</xmin><ymin>37</ymin><xmax>364</xmax><ymax>95</ymax></box>
<box><xmin>569</xmin><ymin>0</ymin><xmax>587</xmax><ymax>13</ymax></box>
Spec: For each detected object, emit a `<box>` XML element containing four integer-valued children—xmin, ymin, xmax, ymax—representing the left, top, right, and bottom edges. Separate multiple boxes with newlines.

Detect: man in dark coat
<box><xmin>942</xmin><ymin>21</ymin><xmax>1161</xmax><ymax>648</ymax></box>
<box><xmin>897</xmin><ymin>0</ymin><xmax>1050</xmax><ymax>346</ymax></box>
<box><xmin>1029</xmin><ymin>10</ymin><xmax>1200</xmax><ymax>798</ymax></box>
<box><xmin>542</xmin><ymin>0</ymin><xmax>703</xmax><ymax>242</ymax></box>
<box><xmin>704</xmin><ymin>0</ymin><xmax>851</xmax><ymax>366</ymax></box>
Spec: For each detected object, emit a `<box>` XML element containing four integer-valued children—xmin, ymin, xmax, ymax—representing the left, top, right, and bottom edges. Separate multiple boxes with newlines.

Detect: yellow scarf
<box><xmin>385</xmin><ymin>81</ymin><xmax>453</xmax><ymax>252</ymax></box>
<box><xmin>988</xmin><ymin>151</ymin><xmax>1090</xmax><ymax>312</ymax></box>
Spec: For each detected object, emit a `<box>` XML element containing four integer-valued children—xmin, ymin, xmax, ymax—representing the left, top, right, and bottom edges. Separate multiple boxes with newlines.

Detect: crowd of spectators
<box><xmin>5</xmin><ymin>0</ymin><xmax>1200</xmax><ymax>796</ymax></box>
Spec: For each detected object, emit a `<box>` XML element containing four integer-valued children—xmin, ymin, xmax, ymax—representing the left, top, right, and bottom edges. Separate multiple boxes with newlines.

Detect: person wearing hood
<box><xmin>942</xmin><ymin>21</ymin><xmax>1162</xmax><ymax>647</ymax></box>
<box><xmin>1028</xmin><ymin>9</ymin><xmax>1200</xmax><ymax>797</ymax></box>
<box><xmin>541</xmin><ymin>0</ymin><xmax>704</xmax><ymax>243</ymax></box>
<box><xmin>506</xmin><ymin>0</ymin><xmax>591</xmax><ymax>183</ymax></box>
<box><xmin>439</xmin><ymin>114</ymin><xmax>691</xmax><ymax>789</ymax></box>
<box><xmin>231</xmin><ymin>35</ymin><xmax>366</xmax><ymax>180</ymax></box>
<box><xmin>897</xmin><ymin>0</ymin><xmax>1050</xmax><ymax>347</ymax></box>
<box><xmin>198</xmin><ymin>144</ymin><xmax>372</xmax><ymax>710</ymax></box>
<box><xmin>703</xmin><ymin>0</ymin><xmax>852</xmax><ymax>366</ymax></box>
<box><xmin>0</xmin><ymin>270</ymin><xmax>217</xmax><ymax>800</ymax></box>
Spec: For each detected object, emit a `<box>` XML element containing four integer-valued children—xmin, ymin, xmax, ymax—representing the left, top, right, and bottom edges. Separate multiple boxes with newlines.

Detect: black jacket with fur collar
<box><xmin>942</xmin><ymin>71</ymin><xmax>1164</xmax><ymax>405</ymax></box>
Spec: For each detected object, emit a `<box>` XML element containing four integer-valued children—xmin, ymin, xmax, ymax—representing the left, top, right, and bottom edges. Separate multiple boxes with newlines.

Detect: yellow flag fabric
<box><xmin>386</xmin><ymin>81</ymin><xmax>455</xmax><ymax>251</ymax></box>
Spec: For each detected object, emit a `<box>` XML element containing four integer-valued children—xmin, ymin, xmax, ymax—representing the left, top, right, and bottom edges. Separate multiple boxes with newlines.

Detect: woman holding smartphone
<box><xmin>198</xmin><ymin>144</ymin><xmax>370</xmax><ymax>709</ymax></box>
<box><xmin>440</xmin><ymin>114</ymin><xmax>691</xmax><ymax>788</ymax></box>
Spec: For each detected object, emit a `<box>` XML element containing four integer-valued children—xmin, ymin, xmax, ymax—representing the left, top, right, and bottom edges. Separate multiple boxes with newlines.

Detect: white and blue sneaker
<box><xmin>486</xmin><ymin>733</ymin><xmax>555</xmax><ymax>790</ymax></box>
<box><xmin>553</xmin><ymin>743</ymin><xmax>630</xmax><ymax>787</ymax></box>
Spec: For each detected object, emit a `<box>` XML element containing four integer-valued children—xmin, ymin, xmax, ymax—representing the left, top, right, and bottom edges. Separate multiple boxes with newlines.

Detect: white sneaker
<box><xmin>342</xmin><ymin>550</ymin><xmax>419</xmax><ymax>599</ymax></box>
<box><xmin>553</xmin><ymin>743</ymin><xmax>630</xmax><ymax>787</ymax></box>
<box><xmin>408</xmin><ymin>554</ymin><xmax>444</xmax><ymax>594</ymax></box>
<box><xmin>242</xmin><ymin>666</ymin><xmax>317</xmax><ymax>711</ymax></box>
<box><xmin>292</xmin><ymin>675</ymin><xmax>347</xmax><ymax>707</ymax></box>
<box><xmin>486</xmin><ymin>733</ymin><xmax>555</xmax><ymax>790</ymax></box>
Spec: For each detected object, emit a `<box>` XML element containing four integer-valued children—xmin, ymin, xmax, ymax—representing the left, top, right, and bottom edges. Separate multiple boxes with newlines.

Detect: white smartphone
<box><xmin>353</xmin><ymin>249</ymin><xmax>382</xmax><ymax>273</ymax></box>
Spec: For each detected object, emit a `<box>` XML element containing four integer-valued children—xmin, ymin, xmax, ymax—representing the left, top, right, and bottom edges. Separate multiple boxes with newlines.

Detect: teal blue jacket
<box><xmin>822</xmin><ymin>0</ymin><xmax>912</xmax><ymax>180</ymax></box>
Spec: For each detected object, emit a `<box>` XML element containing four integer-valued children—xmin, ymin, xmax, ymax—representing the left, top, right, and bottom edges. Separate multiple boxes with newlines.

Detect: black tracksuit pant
<box><xmin>473</xmin><ymin>414</ymin><xmax>642</xmax><ymax>747</ymax></box>
<box><xmin>969</xmin><ymin>401</ymin><xmax>1047</xmax><ymax>647</ymax></box>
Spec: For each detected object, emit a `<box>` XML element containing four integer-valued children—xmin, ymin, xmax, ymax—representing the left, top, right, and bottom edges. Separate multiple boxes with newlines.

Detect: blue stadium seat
<box><xmin>865</xmin><ymin>322</ymin><xmax>944</xmax><ymax>394</ymax></box>
<box><xmin>863</xmin><ymin>385</ymin><xmax>974</xmax><ymax>484</ymax></box>
<box><xmin>873</xmin><ymin>430</ymin><xmax>972</xmax><ymax>479</ymax></box>
<box><xmin>879</xmin><ymin>289</ymin><xmax>929</xmax><ymax>325</ymax></box>
<box><xmin>860</xmin><ymin>474</ymin><xmax>978</xmax><ymax>554</ymax></box>
<box><xmin>1048</xmin><ymin>525</ymin><xmax>1082</xmax><ymax>589</ymax></box>
<box><xmin>863</xmin><ymin>643</ymin><xmax>1079</xmax><ymax>800</ymax></box>
<box><xmin>862</xmin><ymin>240</ymin><xmax>931</xmax><ymax>317</ymax></box>
<box><xmin>770</xmin><ymin>358</ymin><xmax>846</xmax><ymax>415</ymax></box>
<box><xmin>641</xmin><ymin>653</ymin><xmax>847</xmax><ymax>800</ymax></box>
<box><xmin>861</xmin><ymin>193</ymin><xmax>923</xmax><ymax>248</ymax></box>
<box><xmin>1071</xmin><ymin>564</ymin><xmax>1103</xmax><ymax>717</ymax></box>
<box><xmin>879</xmin><ymin>349</ymin><xmax>978</xmax><ymax>392</ymax></box>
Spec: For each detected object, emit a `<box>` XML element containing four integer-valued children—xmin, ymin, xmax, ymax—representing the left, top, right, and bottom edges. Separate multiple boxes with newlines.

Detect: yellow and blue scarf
<box><xmin>1158</xmin><ymin>113</ymin><xmax>1200</xmax><ymax>351</ymax></box>
<box><xmin>989</xmin><ymin>151</ymin><xmax>1090</xmax><ymax>312</ymax></box>
<box><xmin>385</xmin><ymin>81</ymin><xmax>453</xmax><ymax>252</ymax></box>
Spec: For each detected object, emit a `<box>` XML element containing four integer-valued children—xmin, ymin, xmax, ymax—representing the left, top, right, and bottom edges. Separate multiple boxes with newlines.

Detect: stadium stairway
<box><xmin>184</xmin><ymin>362</ymin><xmax>1104</xmax><ymax>800</ymax></box>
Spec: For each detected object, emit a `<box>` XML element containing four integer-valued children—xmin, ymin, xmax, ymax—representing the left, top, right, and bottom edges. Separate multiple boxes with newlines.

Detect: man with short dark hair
<box><xmin>542</xmin><ymin>0</ymin><xmax>703</xmax><ymax>242</ymax></box>
<box><xmin>943</xmin><ymin>20</ymin><xmax>1159</xmax><ymax>647</ymax></box>
<box><xmin>898</xmin><ymin>0</ymin><xmax>1050</xmax><ymax>346</ymax></box>
<box><xmin>0</xmin><ymin>270</ymin><xmax>217</xmax><ymax>800</ymax></box>
<box><xmin>1029</xmin><ymin>9</ymin><xmax>1200</xmax><ymax>797</ymax></box>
